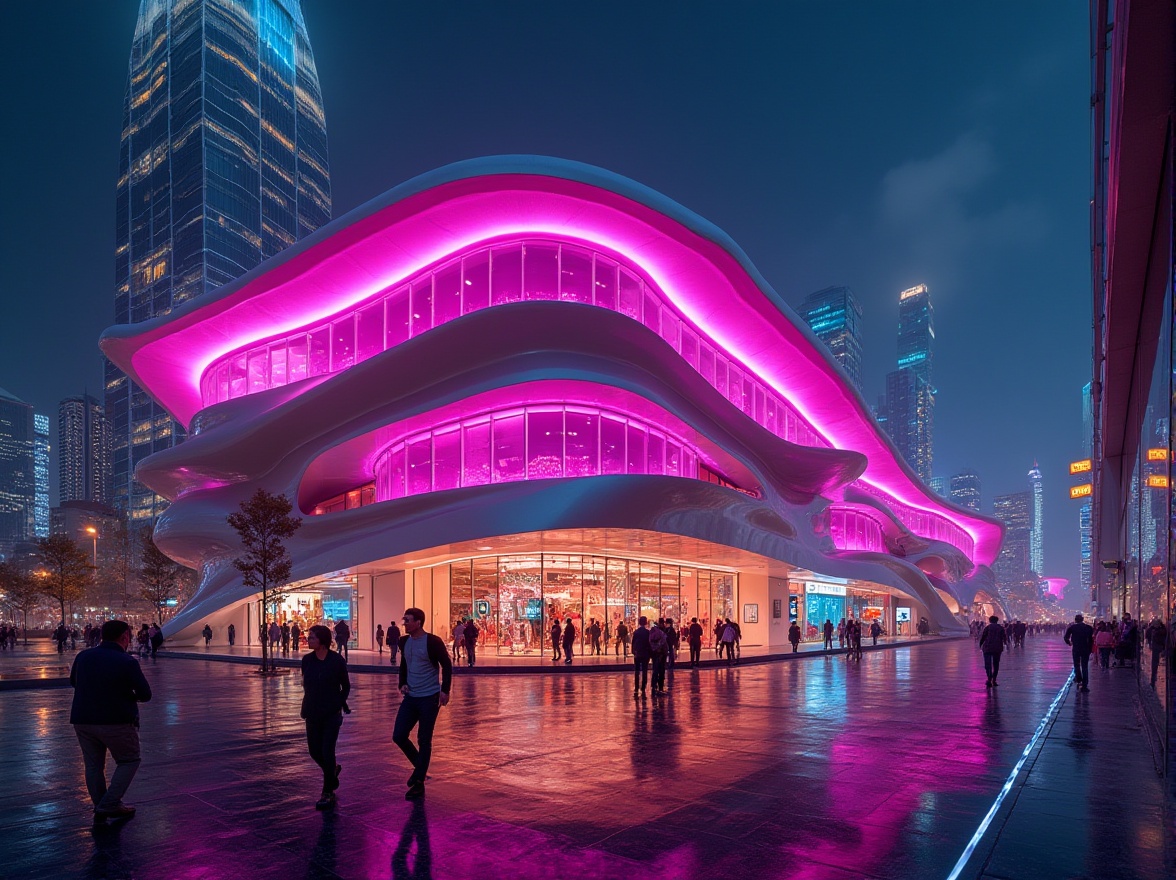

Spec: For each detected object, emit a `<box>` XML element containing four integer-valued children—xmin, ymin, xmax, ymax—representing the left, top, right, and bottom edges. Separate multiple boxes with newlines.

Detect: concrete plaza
<box><xmin>2</xmin><ymin>637</ymin><xmax>1169</xmax><ymax>879</ymax></box>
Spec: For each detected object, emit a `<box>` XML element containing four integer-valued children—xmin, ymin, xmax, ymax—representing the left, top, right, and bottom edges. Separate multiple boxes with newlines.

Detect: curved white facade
<box><xmin>102</xmin><ymin>157</ymin><xmax>1005</xmax><ymax>648</ymax></box>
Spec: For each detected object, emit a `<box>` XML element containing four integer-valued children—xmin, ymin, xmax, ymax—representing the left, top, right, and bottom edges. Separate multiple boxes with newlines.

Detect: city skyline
<box><xmin>0</xmin><ymin>2</ymin><xmax>1091</xmax><ymax>587</ymax></box>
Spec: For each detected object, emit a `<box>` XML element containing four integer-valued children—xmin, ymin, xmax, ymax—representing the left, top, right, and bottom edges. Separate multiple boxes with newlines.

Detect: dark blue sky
<box><xmin>0</xmin><ymin>2</ymin><xmax>1090</xmax><ymax>586</ymax></box>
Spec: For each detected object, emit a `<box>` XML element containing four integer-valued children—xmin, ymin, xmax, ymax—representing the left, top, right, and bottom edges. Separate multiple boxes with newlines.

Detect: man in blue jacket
<box><xmin>69</xmin><ymin>620</ymin><xmax>152</xmax><ymax>823</ymax></box>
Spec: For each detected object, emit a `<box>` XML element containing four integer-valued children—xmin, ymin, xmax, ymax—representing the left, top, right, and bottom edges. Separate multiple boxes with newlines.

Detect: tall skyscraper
<box><xmin>107</xmin><ymin>0</ymin><xmax>331</xmax><ymax>523</ymax></box>
<box><xmin>1028</xmin><ymin>462</ymin><xmax>1043</xmax><ymax>575</ymax></box>
<box><xmin>949</xmin><ymin>469</ymin><xmax>982</xmax><ymax>511</ymax></box>
<box><xmin>0</xmin><ymin>388</ymin><xmax>36</xmax><ymax>560</ymax></box>
<box><xmin>800</xmin><ymin>286</ymin><xmax>864</xmax><ymax>393</ymax></box>
<box><xmin>880</xmin><ymin>284</ymin><xmax>935</xmax><ymax>483</ymax></box>
<box><xmin>929</xmin><ymin>476</ymin><xmax>947</xmax><ymax>497</ymax></box>
<box><xmin>993</xmin><ymin>491</ymin><xmax>1034</xmax><ymax>594</ymax></box>
<box><xmin>1079</xmin><ymin>382</ymin><xmax>1093</xmax><ymax>599</ymax></box>
<box><xmin>33</xmin><ymin>414</ymin><xmax>49</xmax><ymax>539</ymax></box>
<box><xmin>59</xmin><ymin>395</ymin><xmax>112</xmax><ymax>505</ymax></box>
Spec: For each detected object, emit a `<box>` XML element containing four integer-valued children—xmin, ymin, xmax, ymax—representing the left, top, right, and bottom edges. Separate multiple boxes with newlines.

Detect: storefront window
<box><xmin>492</xmin><ymin>412</ymin><xmax>525</xmax><ymax>482</ymax></box>
<box><xmin>524</xmin><ymin>243</ymin><xmax>559</xmax><ymax>301</ymax></box>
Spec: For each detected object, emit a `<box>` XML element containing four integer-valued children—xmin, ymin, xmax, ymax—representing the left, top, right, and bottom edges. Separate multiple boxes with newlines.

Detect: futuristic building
<box><xmin>101</xmin><ymin>157</ymin><xmax>1004</xmax><ymax>650</ymax></box>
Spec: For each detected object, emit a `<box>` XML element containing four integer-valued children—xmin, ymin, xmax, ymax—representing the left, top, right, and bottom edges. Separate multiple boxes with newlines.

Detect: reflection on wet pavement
<box><xmin>2</xmin><ymin>637</ymin><xmax>1167</xmax><ymax>879</ymax></box>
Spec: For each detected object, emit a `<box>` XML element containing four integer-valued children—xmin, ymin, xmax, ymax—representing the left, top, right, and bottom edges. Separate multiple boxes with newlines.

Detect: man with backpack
<box><xmin>720</xmin><ymin>618</ymin><xmax>737</xmax><ymax>664</ymax></box>
<box><xmin>394</xmin><ymin>608</ymin><xmax>453</xmax><ymax>800</ymax></box>
<box><xmin>649</xmin><ymin>620</ymin><xmax>669</xmax><ymax>693</ymax></box>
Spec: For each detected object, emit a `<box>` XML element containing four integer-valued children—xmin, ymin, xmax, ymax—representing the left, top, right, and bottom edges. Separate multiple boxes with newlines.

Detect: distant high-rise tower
<box><xmin>800</xmin><ymin>286</ymin><xmax>864</xmax><ymax>393</ymax></box>
<box><xmin>949</xmin><ymin>469</ymin><xmax>982</xmax><ymax>511</ymax></box>
<box><xmin>33</xmin><ymin>414</ymin><xmax>49</xmax><ymax>538</ymax></box>
<box><xmin>0</xmin><ymin>387</ymin><xmax>36</xmax><ymax>559</ymax></box>
<box><xmin>1079</xmin><ymin>382</ymin><xmax>1093</xmax><ymax>599</ymax></box>
<box><xmin>880</xmin><ymin>284</ymin><xmax>935</xmax><ymax>482</ymax></box>
<box><xmin>993</xmin><ymin>491</ymin><xmax>1034</xmax><ymax>592</ymax></box>
<box><xmin>1028</xmin><ymin>462</ymin><xmax>1043</xmax><ymax>575</ymax></box>
<box><xmin>59</xmin><ymin>395</ymin><xmax>112</xmax><ymax>505</ymax></box>
<box><xmin>106</xmin><ymin>0</ymin><xmax>331</xmax><ymax>523</ymax></box>
<box><xmin>929</xmin><ymin>476</ymin><xmax>947</xmax><ymax>497</ymax></box>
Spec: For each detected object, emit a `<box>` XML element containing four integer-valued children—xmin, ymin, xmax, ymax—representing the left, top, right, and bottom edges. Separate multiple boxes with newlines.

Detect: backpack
<box><xmin>648</xmin><ymin>626</ymin><xmax>667</xmax><ymax>653</ymax></box>
<box><xmin>721</xmin><ymin>624</ymin><xmax>736</xmax><ymax>643</ymax></box>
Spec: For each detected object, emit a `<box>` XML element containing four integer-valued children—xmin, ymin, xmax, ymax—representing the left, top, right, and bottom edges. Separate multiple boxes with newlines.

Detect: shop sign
<box><xmin>860</xmin><ymin>607</ymin><xmax>883</xmax><ymax>621</ymax></box>
<box><xmin>1069</xmin><ymin>459</ymin><xmax>1092</xmax><ymax>474</ymax></box>
<box><xmin>1069</xmin><ymin>484</ymin><xmax>1092</xmax><ymax>499</ymax></box>
<box><xmin>1147</xmin><ymin>448</ymin><xmax>1168</xmax><ymax>462</ymax></box>
<box><xmin>1146</xmin><ymin>474</ymin><xmax>1169</xmax><ymax>489</ymax></box>
<box><xmin>806</xmin><ymin>582</ymin><xmax>847</xmax><ymax>596</ymax></box>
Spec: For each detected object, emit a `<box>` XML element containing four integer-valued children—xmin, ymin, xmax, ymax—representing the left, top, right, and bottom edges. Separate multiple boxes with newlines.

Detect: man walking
<box><xmin>562</xmin><ymin>617</ymin><xmax>576</xmax><ymax>665</ymax></box>
<box><xmin>1146</xmin><ymin>617</ymin><xmax>1168</xmax><ymax>688</ymax></box>
<box><xmin>69</xmin><ymin>620</ymin><xmax>152</xmax><ymax>824</ymax></box>
<box><xmin>301</xmin><ymin>625</ymin><xmax>350</xmax><ymax>810</ymax></box>
<box><xmin>631</xmin><ymin>616</ymin><xmax>652</xmax><ymax>698</ymax></box>
<box><xmin>394</xmin><ymin>608</ymin><xmax>452</xmax><ymax>800</ymax></box>
<box><xmin>978</xmin><ymin>615</ymin><xmax>1007</xmax><ymax>688</ymax></box>
<box><xmin>333</xmin><ymin>619</ymin><xmax>351</xmax><ymax>661</ymax></box>
<box><xmin>822</xmin><ymin>619</ymin><xmax>834</xmax><ymax>651</ymax></box>
<box><xmin>1064</xmin><ymin>613</ymin><xmax>1095</xmax><ymax>692</ymax></box>
<box><xmin>387</xmin><ymin>620</ymin><xmax>401</xmax><ymax>666</ymax></box>
<box><xmin>687</xmin><ymin>617</ymin><xmax>704</xmax><ymax>667</ymax></box>
<box><xmin>463</xmin><ymin>616</ymin><xmax>479</xmax><ymax>668</ymax></box>
<box><xmin>788</xmin><ymin>621</ymin><xmax>802</xmax><ymax>652</ymax></box>
<box><xmin>550</xmin><ymin>618</ymin><xmax>562</xmax><ymax>661</ymax></box>
<box><xmin>589</xmin><ymin>618</ymin><xmax>602</xmax><ymax>655</ymax></box>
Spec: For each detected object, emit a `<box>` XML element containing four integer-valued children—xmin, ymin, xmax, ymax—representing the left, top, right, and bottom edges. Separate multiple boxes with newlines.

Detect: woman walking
<box><xmin>300</xmin><ymin>625</ymin><xmax>351</xmax><ymax>810</ymax></box>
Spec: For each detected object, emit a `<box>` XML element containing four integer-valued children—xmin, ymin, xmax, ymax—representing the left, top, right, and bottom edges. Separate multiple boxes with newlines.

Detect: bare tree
<box><xmin>138</xmin><ymin>527</ymin><xmax>181</xmax><ymax>625</ymax></box>
<box><xmin>35</xmin><ymin>534</ymin><xmax>92</xmax><ymax>626</ymax></box>
<box><xmin>227</xmin><ymin>489</ymin><xmax>302</xmax><ymax>674</ymax></box>
<box><xmin>0</xmin><ymin>562</ymin><xmax>40</xmax><ymax>644</ymax></box>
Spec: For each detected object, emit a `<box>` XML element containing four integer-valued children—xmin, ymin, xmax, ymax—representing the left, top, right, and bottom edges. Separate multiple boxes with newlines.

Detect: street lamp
<box><xmin>84</xmin><ymin>526</ymin><xmax>98</xmax><ymax>567</ymax></box>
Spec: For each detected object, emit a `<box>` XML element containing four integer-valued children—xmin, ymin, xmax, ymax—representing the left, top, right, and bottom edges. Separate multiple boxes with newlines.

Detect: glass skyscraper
<box><xmin>59</xmin><ymin>394</ymin><xmax>112</xmax><ymax>506</ymax></box>
<box><xmin>0</xmin><ymin>388</ymin><xmax>37</xmax><ymax>560</ymax></box>
<box><xmin>880</xmin><ymin>284</ymin><xmax>935</xmax><ymax>483</ymax></box>
<box><xmin>1028</xmin><ymin>462</ymin><xmax>1043</xmax><ymax>575</ymax></box>
<box><xmin>106</xmin><ymin>0</ymin><xmax>331</xmax><ymax>522</ymax></box>
<box><xmin>949</xmin><ymin>469</ymin><xmax>982</xmax><ymax>512</ymax></box>
<box><xmin>33</xmin><ymin>414</ymin><xmax>50</xmax><ymax>539</ymax></box>
<box><xmin>800</xmin><ymin>286</ymin><xmax>864</xmax><ymax>393</ymax></box>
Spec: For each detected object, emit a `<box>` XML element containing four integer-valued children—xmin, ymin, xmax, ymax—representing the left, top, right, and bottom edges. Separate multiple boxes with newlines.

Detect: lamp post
<box><xmin>84</xmin><ymin>526</ymin><xmax>98</xmax><ymax>567</ymax></box>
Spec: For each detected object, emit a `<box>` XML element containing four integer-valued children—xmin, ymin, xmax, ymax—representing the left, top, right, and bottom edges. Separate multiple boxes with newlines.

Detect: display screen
<box><xmin>519</xmin><ymin>599</ymin><xmax>543</xmax><ymax>620</ymax></box>
<box><xmin>322</xmin><ymin>599</ymin><xmax>350</xmax><ymax>621</ymax></box>
<box><xmin>896</xmin><ymin>607</ymin><xmax>911</xmax><ymax>623</ymax></box>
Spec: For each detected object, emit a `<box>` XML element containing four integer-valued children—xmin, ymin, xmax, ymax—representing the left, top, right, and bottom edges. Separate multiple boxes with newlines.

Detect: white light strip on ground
<box><xmin>944</xmin><ymin>672</ymin><xmax>1074</xmax><ymax>880</ymax></box>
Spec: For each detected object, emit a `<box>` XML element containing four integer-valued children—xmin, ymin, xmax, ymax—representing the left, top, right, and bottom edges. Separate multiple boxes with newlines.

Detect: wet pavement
<box><xmin>3</xmin><ymin>636</ymin><xmax>1169</xmax><ymax>879</ymax></box>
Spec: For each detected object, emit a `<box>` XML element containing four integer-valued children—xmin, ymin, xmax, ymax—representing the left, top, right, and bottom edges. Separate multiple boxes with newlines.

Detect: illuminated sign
<box><xmin>900</xmin><ymin>284</ymin><xmax>928</xmax><ymax>301</ymax></box>
<box><xmin>1146</xmin><ymin>474</ymin><xmax>1169</xmax><ymax>489</ymax></box>
<box><xmin>1069</xmin><ymin>484</ymin><xmax>1093</xmax><ymax>499</ymax></box>
<box><xmin>806</xmin><ymin>582</ymin><xmax>847</xmax><ymax>596</ymax></box>
<box><xmin>1147</xmin><ymin>448</ymin><xmax>1168</xmax><ymax>462</ymax></box>
<box><xmin>1069</xmin><ymin>459</ymin><xmax>1092</xmax><ymax>474</ymax></box>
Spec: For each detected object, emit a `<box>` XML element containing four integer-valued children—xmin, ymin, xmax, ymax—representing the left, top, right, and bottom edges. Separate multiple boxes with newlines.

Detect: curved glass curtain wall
<box><xmin>409</xmin><ymin>553</ymin><xmax>736</xmax><ymax>657</ymax></box>
<box><xmin>373</xmin><ymin>404</ymin><xmax>702</xmax><ymax>500</ymax></box>
<box><xmin>828</xmin><ymin>507</ymin><xmax>887</xmax><ymax>553</ymax></box>
<box><xmin>199</xmin><ymin>237</ymin><xmax>974</xmax><ymax>560</ymax></box>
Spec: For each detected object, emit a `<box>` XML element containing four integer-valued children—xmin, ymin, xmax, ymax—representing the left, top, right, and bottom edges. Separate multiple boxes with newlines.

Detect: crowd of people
<box><xmin>0</xmin><ymin>623</ymin><xmax>21</xmax><ymax>649</ymax></box>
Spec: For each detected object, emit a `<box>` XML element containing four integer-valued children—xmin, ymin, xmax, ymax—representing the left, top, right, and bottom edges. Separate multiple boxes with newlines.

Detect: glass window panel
<box><xmin>660</xmin><ymin>309</ymin><xmax>680</xmax><ymax>351</ymax></box>
<box><xmin>356</xmin><ymin>303</ymin><xmax>383</xmax><ymax>362</ymax></box>
<box><xmin>765</xmin><ymin>395</ymin><xmax>778</xmax><ymax>436</ymax></box>
<box><xmin>385</xmin><ymin>287</ymin><xmax>410</xmax><ymax>348</ymax></box>
<box><xmin>642</xmin><ymin>289</ymin><xmax>660</xmax><ymax>335</ymax></box>
<box><xmin>646</xmin><ymin>431</ymin><xmax>665</xmax><ymax>475</ymax></box>
<box><xmin>595</xmin><ymin>255</ymin><xmax>619</xmax><ymax>311</ymax></box>
<box><xmin>564</xmin><ymin>410</ymin><xmax>598</xmax><ymax>477</ymax></box>
<box><xmin>492</xmin><ymin>412</ymin><xmax>525</xmax><ymax>482</ymax></box>
<box><xmin>700</xmin><ymin>343</ymin><xmax>715</xmax><ymax>385</ymax></box>
<box><xmin>618</xmin><ymin>267</ymin><xmax>642</xmax><ymax>320</ymax></box>
<box><xmin>462</xmin><ymin>420</ymin><xmax>491</xmax><ymax>486</ymax></box>
<box><xmin>714</xmin><ymin>354</ymin><xmax>728</xmax><ymax>397</ymax></box>
<box><xmin>247</xmin><ymin>348</ymin><xmax>267</xmax><ymax>393</ymax></box>
<box><xmin>269</xmin><ymin>342</ymin><xmax>288</xmax><ymax>386</ymax></box>
<box><xmin>410</xmin><ymin>277</ymin><xmax>433</xmax><ymax>337</ymax></box>
<box><xmin>472</xmin><ymin>560</ymin><xmax>498</xmax><ymax>652</ymax></box>
<box><xmin>743</xmin><ymin>376</ymin><xmax>755</xmax><ymax>417</ymax></box>
<box><xmin>215</xmin><ymin>361</ymin><xmax>230</xmax><ymax>403</ymax></box>
<box><xmin>560</xmin><ymin>246</ymin><xmax>592</xmax><ymax>303</ymax></box>
<box><xmin>600</xmin><ymin>415</ymin><xmax>626</xmax><ymax>475</ymax></box>
<box><xmin>665</xmin><ymin>439</ymin><xmax>681</xmax><ymax>477</ymax></box>
<box><xmin>308</xmin><ymin>326</ymin><xmax>330</xmax><ymax>377</ymax></box>
<box><xmin>434</xmin><ymin>261</ymin><xmax>462</xmax><ymax>327</ymax></box>
<box><xmin>433</xmin><ymin>427</ymin><xmax>461</xmax><ymax>491</ymax></box>
<box><xmin>681</xmin><ymin>326</ymin><xmax>700</xmax><ymax>370</ymax></box>
<box><xmin>330</xmin><ymin>314</ymin><xmax>356</xmax><ymax>371</ymax></box>
<box><xmin>491</xmin><ymin>245</ymin><xmax>522</xmax><ymax>305</ymax></box>
<box><xmin>682</xmin><ymin>448</ymin><xmax>697</xmax><ymax>479</ymax></box>
<box><xmin>499</xmin><ymin>555</ymin><xmax>541</xmax><ymax>655</ymax></box>
<box><xmin>727</xmin><ymin>364</ymin><xmax>743</xmax><ymax>409</ymax></box>
<box><xmin>638</xmin><ymin>562</ymin><xmax>660</xmax><ymax>623</ymax></box>
<box><xmin>660</xmin><ymin>564</ymin><xmax>680</xmax><ymax>624</ymax></box>
<box><xmin>626</xmin><ymin>423</ymin><xmax>646</xmax><ymax>474</ymax></box>
<box><xmin>523</xmin><ymin>243</ymin><xmax>559</xmax><ymax>301</ymax></box>
<box><xmin>287</xmin><ymin>335</ymin><xmax>308</xmax><ymax>383</ymax></box>
<box><xmin>385</xmin><ymin>445</ymin><xmax>406</xmax><ymax>499</ymax></box>
<box><xmin>406</xmin><ymin>434</ymin><xmax>432</xmax><ymax>496</ymax></box>
<box><xmin>526</xmin><ymin>409</ymin><xmax>564</xmax><ymax>479</ymax></box>
<box><xmin>229</xmin><ymin>353</ymin><xmax>247</xmax><ymax>398</ymax></box>
<box><xmin>462</xmin><ymin>250</ymin><xmax>490</xmax><ymax>314</ymax></box>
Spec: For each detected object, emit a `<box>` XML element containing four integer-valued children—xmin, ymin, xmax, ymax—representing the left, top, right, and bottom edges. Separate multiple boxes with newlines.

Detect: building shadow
<box><xmin>391</xmin><ymin>798</ymin><xmax>432</xmax><ymax>880</ymax></box>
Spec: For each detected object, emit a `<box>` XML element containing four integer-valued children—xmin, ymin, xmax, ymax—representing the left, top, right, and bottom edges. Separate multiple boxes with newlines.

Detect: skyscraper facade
<box><xmin>993</xmin><ymin>491</ymin><xmax>1034</xmax><ymax>595</ymax></box>
<box><xmin>33</xmin><ymin>414</ymin><xmax>49</xmax><ymax>539</ymax></box>
<box><xmin>897</xmin><ymin>283</ymin><xmax>934</xmax><ymax>384</ymax></box>
<box><xmin>949</xmin><ymin>469</ymin><xmax>982</xmax><ymax>511</ymax></box>
<box><xmin>0</xmin><ymin>388</ymin><xmax>36</xmax><ymax>560</ymax></box>
<box><xmin>800</xmin><ymin>286</ymin><xmax>864</xmax><ymax>393</ymax></box>
<box><xmin>1028</xmin><ymin>462</ymin><xmax>1043</xmax><ymax>575</ymax></box>
<box><xmin>106</xmin><ymin>0</ymin><xmax>331</xmax><ymax>523</ymax></box>
<box><xmin>880</xmin><ymin>284</ymin><xmax>935</xmax><ymax>483</ymax></box>
<box><xmin>59</xmin><ymin>395</ymin><xmax>112</xmax><ymax>506</ymax></box>
<box><xmin>1079</xmin><ymin>382</ymin><xmax>1092</xmax><ymax>600</ymax></box>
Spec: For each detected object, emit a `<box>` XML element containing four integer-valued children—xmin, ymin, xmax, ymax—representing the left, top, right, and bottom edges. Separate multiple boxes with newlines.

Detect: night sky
<box><xmin>0</xmin><ymin>2</ymin><xmax>1090</xmax><ymax>588</ymax></box>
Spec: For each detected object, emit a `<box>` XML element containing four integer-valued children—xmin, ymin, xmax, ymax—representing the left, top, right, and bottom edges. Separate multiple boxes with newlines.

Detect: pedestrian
<box><xmin>713</xmin><ymin>619</ymin><xmax>725</xmax><ymax>656</ymax></box>
<box><xmin>589</xmin><ymin>618</ymin><xmax>602</xmax><ymax>655</ymax></box>
<box><xmin>452</xmin><ymin>618</ymin><xmax>465</xmax><ymax>663</ymax></box>
<box><xmin>823</xmin><ymin>619</ymin><xmax>834</xmax><ymax>651</ymax></box>
<box><xmin>687</xmin><ymin>617</ymin><xmax>703</xmax><ymax>667</ymax></box>
<box><xmin>387</xmin><ymin>620</ymin><xmax>401</xmax><ymax>665</ymax></box>
<box><xmin>720</xmin><ymin>618</ymin><xmax>737</xmax><ymax>664</ymax></box>
<box><xmin>148</xmin><ymin>624</ymin><xmax>163</xmax><ymax>657</ymax></box>
<box><xmin>837</xmin><ymin>618</ymin><xmax>846</xmax><ymax>649</ymax></box>
<box><xmin>393</xmin><ymin>608</ymin><xmax>453</xmax><ymax>800</ymax></box>
<box><xmin>268</xmin><ymin>620</ymin><xmax>282</xmax><ymax>654</ymax></box>
<box><xmin>333</xmin><ymin>619</ymin><xmax>351</xmax><ymax>661</ymax></box>
<box><xmin>615</xmin><ymin>619</ymin><xmax>630</xmax><ymax>658</ymax></box>
<box><xmin>136</xmin><ymin>624</ymin><xmax>150</xmax><ymax>656</ymax></box>
<box><xmin>978</xmin><ymin>615</ymin><xmax>1007</xmax><ymax>687</ymax></box>
<box><xmin>291</xmin><ymin>622</ymin><xmax>301</xmax><ymax>651</ymax></box>
<box><xmin>664</xmin><ymin>617</ymin><xmax>679</xmax><ymax>667</ymax></box>
<box><xmin>1095</xmin><ymin>621</ymin><xmax>1114</xmax><ymax>670</ymax></box>
<box><xmin>649</xmin><ymin>620</ymin><xmax>668</xmax><ymax>692</ymax></box>
<box><xmin>227</xmin><ymin>623</ymin><xmax>236</xmax><ymax>646</ymax></box>
<box><xmin>550</xmin><ymin>618</ymin><xmax>562</xmax><ymax>661</ymax></box>
<box><xmin>55</xmin><ymin>623</ymin><xmax>69</xmax><ymax>653</ymax></box>
<box><xmin>1145</xmin><ymin>617</ymin><xmax>1168</xmax><ymax>688</ymax></box>
<box><xmin>463</xmin><ymin>617</ymin><xmax>479</xmax><ymax>667</ymax></box>
<box><xmin>788</xmin><ymin>622</ymin><xmax>801</xmax><ymax>652</ymax></box>
<box><xmin>562</xmin><ymin>617</ymin><xmax>576</xmax><ymax>665</ymax></box>
<box><xmin>301</xmin><ymin>625</ymin><xmax>350</xmax><ymax>810</ymax></box>
<box><xmin>280</xmin><ymin>621</ymin><xmax>291</xmax><ymax>653</ymax></box>
<box><xmin>1064</xmin><ymin>613</ymin><xmax>1095</xmax><ymax>692</ymax></box>
<box><xmin>202</xmin><ymin>624</ymin><xmax>213</xmax><ymax>647</ymax></box>
<box><xmin>870</xmin><ymin>620</ymin><xmax>882</xmax><ymax>646</ymax></box>
<box><xmin>631</xmin><ymin>616</ymin><xmax>652</xmax><ymax>698</ymax></box>
<box><xmin>69</xmin><ymin>620</ymin><xmax>152</xmax><ymax>824</ymax></box>
<box><xmin>376</xmin><ymin>624</ymin><xmax>385</xmax><ymax>655</ymax></box>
